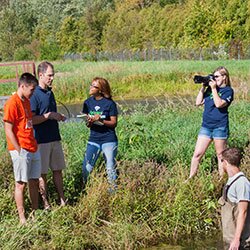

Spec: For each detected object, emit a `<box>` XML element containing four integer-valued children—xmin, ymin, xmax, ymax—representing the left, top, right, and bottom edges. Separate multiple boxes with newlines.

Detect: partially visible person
<box><xmin>82</xmin><ymin>77</ymin><xmax>118</xmax><ymax>190</ymax></box>
<box><xmin>3</xmin><ymin>73</ymin><xmax>41</xmax><ymax>224</ymax></box>
<box><xmin>219</xmin><ymin>147</ymin><xmax>250</xmax><ymax>250</ymax></box>
<box><xmin>188</xmin><ymin>66</ymin><xmax>234</xmax><ymax>180</ymax></box>
<box><xmin>30</xmin><ymin>61</ymin><xmax>66</xmax><ymax>209</ymax></box>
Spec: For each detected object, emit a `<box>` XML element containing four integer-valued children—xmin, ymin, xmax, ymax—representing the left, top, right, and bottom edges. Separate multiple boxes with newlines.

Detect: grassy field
<box><xmin>0</xmin><ymin>99</ymin><xmax>249</xmax><ymax>249</ymax></box>
<box><xmin>0</xmin><ymin>60</ymin><xmax>249</xmax><ymax>249</ymax></box>
<box><xmin>0</xmin><ymin>60</ymin><xmax>249</xmax><ymax>103</ymax></box>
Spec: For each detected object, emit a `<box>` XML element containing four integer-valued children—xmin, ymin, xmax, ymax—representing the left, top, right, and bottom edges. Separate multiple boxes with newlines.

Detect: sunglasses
<box><xmin>90</xmin><ymin>84</ymin><xmax>99</xmax><ymax>89</ymax></box>
<box><xmin>214</xmin><ymin>75</ymin><xmax>221</xmax><ymax>78</ymax></box>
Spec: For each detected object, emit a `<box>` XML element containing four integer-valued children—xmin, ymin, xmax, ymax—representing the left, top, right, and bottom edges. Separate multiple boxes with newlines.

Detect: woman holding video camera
<box><xmin>81</xmin><ymin>77</ymin><xmax>118</xmax><ymax>191</ymax></box>
<box><xmin>188</xmin><ymin>66</ymin><xmax>234</xmax><ymax>179</ymax></box>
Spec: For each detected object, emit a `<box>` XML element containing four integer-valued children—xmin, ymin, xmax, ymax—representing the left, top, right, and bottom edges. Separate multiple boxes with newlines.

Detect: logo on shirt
<box><xmin>26</xmin><ymin>119</ymin><xmax>33</xmax><ymax>129</ymax></box>
<box><xmin>95</xmin><ymin>106</ymin><xmax>100</xmax><ymax>111</ymax></box>
<box><xmin>209</xmin><ymin>92</ymin><xmax>222</xmax><ymax>99</ymax></box>
<box><xmin>89</xmin><ymin>106</ymin><xmax>102</xmax><ymax>116</ymax></box>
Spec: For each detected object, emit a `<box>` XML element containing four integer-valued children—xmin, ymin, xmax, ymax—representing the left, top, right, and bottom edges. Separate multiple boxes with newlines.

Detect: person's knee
<box><xmin>193</xmin><ymin>151</ymin><xmax>204</xmax><ymax>161</ymax></box>
<box><xmin>15</xmin><ymin>181</ymin><xmax>26</xmax><ymax>191</ymax></box>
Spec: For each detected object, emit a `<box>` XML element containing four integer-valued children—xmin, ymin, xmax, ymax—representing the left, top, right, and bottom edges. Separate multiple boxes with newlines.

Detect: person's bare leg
<box><xmin>28</xmin><ymin>179</ymin><xmax>39</xmax><ymax>210</ymax></box>
<box><xmin>15</xmin><ymin>181</ymin><xmax>27</xmax><ymax>225</ymax></box>
<box><xmin>39</xmin><ymin>174</ymin><xmax>50</xmax><ymax>209</ymax></box>
<box><xmin>214</xmin><ymin>139</ymin><xmax>227</xmax><ymax>178</ymax></box>
<box><xmin>52</xmin><ymin>170</ymin><xmax>66</xmax><ymax>206</ymax></box>
<box><xmin>189</xmin><ymin>136</ymin><xmax>212</xmax><ymax>179</ymax></box>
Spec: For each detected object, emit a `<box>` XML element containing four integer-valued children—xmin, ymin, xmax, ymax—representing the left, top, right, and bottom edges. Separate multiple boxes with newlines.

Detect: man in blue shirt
<box><xmin>30</xmin><ymin>61</ymin><xmax>66</xmax><ymax>209</ymax></box>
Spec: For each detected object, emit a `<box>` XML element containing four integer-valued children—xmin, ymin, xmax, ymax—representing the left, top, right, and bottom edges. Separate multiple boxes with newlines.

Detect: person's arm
<box><xmin>4</xmin><ymin>121</ymin><xmax>21</xmax><ymax>153</ymax></box>
<box><xmin>88</xmin><ymin>115</ymin><xmax>117</xmax><ymax>128</ymax></box>
<box><xmin>229</xmin><ymin>201</ymin><xmax>249</xmax><ymax>250</ymax></box>
<box><xmin>195</xmin><ymin>85</ymin><xmax>206</xmax><ymax>106</ymax></box>
<box><xmin>209</xmin><ymin>81</ymin><xmax>228</xmax><ymax>108</ymax></box>
<box><xmin>32</xmin><ymin>112</ymin><xmax>66</xmax><ymax>125</ymax></box>
<box><xmin>102</xmin><ymin>116</ymin><xmax>117</xmax><ymax>128</ymax></box>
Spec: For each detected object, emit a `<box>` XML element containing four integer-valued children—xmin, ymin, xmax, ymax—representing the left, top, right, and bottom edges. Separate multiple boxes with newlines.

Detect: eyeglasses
<box><xmin>214</xmin><ymin>75</ymin><xmax>222</xmax><ymax>78</ymax></box>
<box><xmin>90</xmin><ymin>84</ymin><xmax>99</xmax><ymax>89</ymax></box>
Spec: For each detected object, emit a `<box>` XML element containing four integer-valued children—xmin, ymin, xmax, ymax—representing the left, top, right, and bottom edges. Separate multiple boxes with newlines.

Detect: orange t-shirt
<box><xmin>3</xmin><ymin>93</ymin><xmax>37</xmax><ymax>152</ymax></box>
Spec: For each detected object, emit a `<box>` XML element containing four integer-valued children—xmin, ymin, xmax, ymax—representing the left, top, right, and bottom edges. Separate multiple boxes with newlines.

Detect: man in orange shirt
<box><xmin>3</xmin><ymin>73</ymin><xmax>41</xmax><ymax>224</ymax></box>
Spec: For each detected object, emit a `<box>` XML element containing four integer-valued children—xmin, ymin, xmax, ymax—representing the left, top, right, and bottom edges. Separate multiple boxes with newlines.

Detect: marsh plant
<box><xmin>0</xmin><ymin>100</ymin><xmax>249</xmax><ymax>249</ymax></box>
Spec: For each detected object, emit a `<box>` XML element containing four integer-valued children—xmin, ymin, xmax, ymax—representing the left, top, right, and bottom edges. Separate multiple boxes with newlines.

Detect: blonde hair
<box><xmin>92</xmin><ymin>77</ymin><xmax>112</xmax><ymax>99</ymax></box>
<box><xmin>213</xmin><ymin>66</ymin><xmax>231</xmax><ymax>86</ymax></box>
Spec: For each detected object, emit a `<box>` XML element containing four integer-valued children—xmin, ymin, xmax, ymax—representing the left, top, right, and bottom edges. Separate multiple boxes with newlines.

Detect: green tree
<box><xmin>182</xmin><ymin>0</ymin><xmax>215</xmax><ymax>48</ymax></box>
<box><xmin>0</xmin><ymin>8</ymin><xmax>30</xmax><ymax>61</ymax></box>
<box><xmin>57</xmin><ymin>16</ymin><xmax>80</xmax><ymax>53</ymax></box>
<box><xmin>102</xmin><ymin>7</ymin><xmax>141</xmax><ymax>51</ymax></box>
<box><xmin>157</xmin><ymin>4</ymin><xmax>187</xmax><ymax>47</ymax></box>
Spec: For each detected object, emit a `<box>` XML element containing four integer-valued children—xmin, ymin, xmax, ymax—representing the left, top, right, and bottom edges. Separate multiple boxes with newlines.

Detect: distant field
<box><xmin>0</xmin><ymin>60</ymin><xmax>249</xmax><ymax>103</ymax></box>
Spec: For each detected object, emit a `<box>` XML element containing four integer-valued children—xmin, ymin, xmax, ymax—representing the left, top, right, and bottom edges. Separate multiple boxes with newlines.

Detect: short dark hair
<box><xmin>221</xmin><ymin>147</ymin><xmax>242</xmax><ymax>167</ymax></box>
<box><xmin>18</xmin><ymin>73</ymin><xmax>38</xmax><ymax>87</ymax></box>
<box><xmin>37</xmin><ymin>61</ymin><xmax>54</xmax><ymax>75</ymax></box>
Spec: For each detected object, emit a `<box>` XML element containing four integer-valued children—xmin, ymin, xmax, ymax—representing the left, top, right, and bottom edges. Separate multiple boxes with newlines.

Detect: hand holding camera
<box><xmin>193</xmin><ymin>74</ymin><xmax>215</xmax><ymax>87</ymax></box>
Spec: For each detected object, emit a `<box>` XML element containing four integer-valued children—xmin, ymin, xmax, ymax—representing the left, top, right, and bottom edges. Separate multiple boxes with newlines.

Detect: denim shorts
<box><xmin>198</xmin><ymin>126</ymin><xmax>229</xmax><ymax>139</ymax></box>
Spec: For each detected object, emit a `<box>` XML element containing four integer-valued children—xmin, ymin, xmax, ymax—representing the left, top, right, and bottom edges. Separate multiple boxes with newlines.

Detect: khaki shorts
<box><xmin>38</xmin><ymin>141</ymin><xmax>66</xmax><ymax>174</ymax></box>
<box><xmin>9</xmin><ymin>148</ymin><xmax>41</xmax><ymax>183</ymax></box>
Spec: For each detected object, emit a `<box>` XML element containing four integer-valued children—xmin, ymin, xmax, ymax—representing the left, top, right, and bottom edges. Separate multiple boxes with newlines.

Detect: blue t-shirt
<box><xmin>202</xmin><ymin>86</ymin><xmax>234</xmax><ymax>129</ymax></box>
<box><xmin>82</xmin><ymin>96</ymin><xmax>118</xmax><ymax>144</ymax></box>
<box><xmin>30</xmin><ymin>86</ymin><xmax>61</xmax><ymax>143</ymax></box>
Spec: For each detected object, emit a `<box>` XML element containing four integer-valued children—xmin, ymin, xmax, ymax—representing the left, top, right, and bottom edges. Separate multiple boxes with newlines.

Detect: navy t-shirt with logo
<box><xmin>30</xmin><ymin>86</ymin><xmax>61</xmax><ymax>143</ymax></box>
<box><xmin>202</xmin><ymin>86</ymin><xmax>234</xmax><ymax>129</ymax></box>
<box><xmin>82</xmin><ymin>96</ymin><xmax>118</xmax><ymax>144</ymax></box>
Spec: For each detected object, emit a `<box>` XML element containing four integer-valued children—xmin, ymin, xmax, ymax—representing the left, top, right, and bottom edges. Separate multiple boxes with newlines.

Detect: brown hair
<box><xmin>37</xmin><ymin>61</ymin><xmax>54</xmax><ymax>75</ymax></box>
<box><xmin>18</xmin><ymin>72</ymin><xmax>38</xmax><ymax>87</ymax></box>
<box><xmin>221</xmin><ymin>147</ymin><xmax>242</xmax><ymax>167</ymax></box>
<box><xmin>213</xmin><ymin>66</ymin><xmax>231</xmax><ymax>86</ymax></box>
<box><xmin>92</xmin><ymin>77</ymin><xmax>112</xmax><ymax>99</ymax></box>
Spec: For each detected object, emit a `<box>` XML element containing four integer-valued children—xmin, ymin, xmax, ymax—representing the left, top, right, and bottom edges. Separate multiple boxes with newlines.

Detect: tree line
<box><xmin>0</xmin><ymin>0</ymin><xmax>249</xmax><ymax>61</ymax></box>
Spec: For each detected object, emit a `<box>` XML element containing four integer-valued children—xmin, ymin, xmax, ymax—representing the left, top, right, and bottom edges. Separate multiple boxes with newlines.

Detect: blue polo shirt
<box><xmin>30</xmin><ymin>86</ymin><xmax>61</xmax><ymax>143</ymax></box>
<box><xmin>82</xmin><ymin>96</ymin><xmax>118</xmax><ymax>144</ymax></box>
<box><xmin>202</xmin><ymin>86</ymin><xmax>234</xmax><ymax>129</ymax></box>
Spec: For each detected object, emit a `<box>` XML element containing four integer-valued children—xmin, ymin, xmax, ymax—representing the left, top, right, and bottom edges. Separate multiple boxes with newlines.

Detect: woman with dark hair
<box><xmin>188</xmin><ymin>66</ymin><xmax>234</xmax><ymax>180</ymax></box>
<box><xmin>82</xmin><ymin>77</ymin><xmax>118</xmax><ymax>189</ymax></box>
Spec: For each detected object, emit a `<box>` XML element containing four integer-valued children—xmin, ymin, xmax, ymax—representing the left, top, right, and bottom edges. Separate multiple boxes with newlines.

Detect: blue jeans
<box><xmin>82</xmin><ymin>141</ymin><xmax>118</xmax><ymax>184</ymax></box>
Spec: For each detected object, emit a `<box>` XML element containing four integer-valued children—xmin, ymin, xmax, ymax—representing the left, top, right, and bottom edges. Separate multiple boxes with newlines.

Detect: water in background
<box><xmin>57</xmin><ymin>96</ymin><xmax>194</xmax><ymax>119</ymax></box>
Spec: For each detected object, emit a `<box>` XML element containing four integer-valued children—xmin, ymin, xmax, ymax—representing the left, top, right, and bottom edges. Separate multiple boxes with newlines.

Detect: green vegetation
<box><xmin>0</xmin><ymin>60</ymin><xmax>249</xmax><ymax>103</ymax></box>
<box><xmin>0</xmin><ymin>59</ymin><xmax>249</xmax><ymax>248</ymax></box>
<box><xmin>0</xmin><ymin>0</ymin><xmax>250</xmax><ymax>61</ymax></box>
<box><xmin>0</xmin><ymin>100</ymin><xmax>249</xmax><ymax>249</ymax></box>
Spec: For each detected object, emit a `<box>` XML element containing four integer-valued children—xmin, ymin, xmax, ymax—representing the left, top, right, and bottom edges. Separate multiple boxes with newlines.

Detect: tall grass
<box><xmin>0</xmin><ymin>60</ymin><xmax>249</xmax><ymax>102</ymax></box>
<box><xmin>0</xmin><ymin>100</ymin><xmax>249</xmax><ymax>249</ymax></box>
